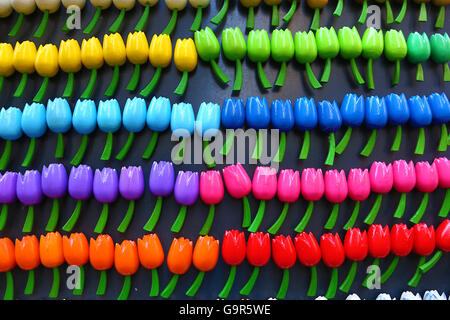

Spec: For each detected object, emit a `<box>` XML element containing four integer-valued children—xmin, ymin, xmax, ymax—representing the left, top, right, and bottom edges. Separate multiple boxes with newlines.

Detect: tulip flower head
<box><xmin>0</xmin><ymin>172</ymin><xmax>18</xmax><ymax>231</ymax></box>
<box><xmin>361</xmin><ymin>27</ymin><xmax>384</xmax><ymax>89</ymax></box>
<box><xmin>195</xmin><ymin>102</ymin><xmax>221</xmax><ymax>168</ymax></box>
<box><xmin>360</xmin><ymin>95</ymin><xmax>388</xmax><ymax>157</ymax></box>
<box><xmin>246</xmin><ymin>96</ymin><xmax>270</xmax><ymax>160</ymax></box>
<box><xmin>17</xmin><ymin>170</ymin><xmax>42</xmax><ymax>233</ymax></box>
<box><xmin>364</xmin><ymin>161</ymin><xmax>393</xmax><ymax>225</ymax></box>
<box><xmin>34</xmin><ymin>0</ymin><xmax>61</xmax><ymax>38</ymax></box>
<box><xmin>362</xmin><ymin>224</ymin><xmax>390</xmax><ymax>287</ymax></box>
<box><xmin>198</xmin><ymin>170</ymin><xmax>224</xmax><ymax>235</ymax></box>
<box><xmin>171</xmin><ymin>171</ymin><xmax>199</xmax><ymax>232</ymax></box>
<box><xmin>294</xmin><ymin>31</ymin><xmax>322</xmax><ymax>89</ymax></box>
<box><xmin>391</xmin><ymin>160</ymin><xmax>416</xmax><ymax>219</ymax></box>
<box><xmin>434</xmin><ymin>157</ymin><xmax>450</xmax><ymax>218</ymax></box>
<box><xmin>338</xmin><ymin>26</ymin><xmax>365</xmax><ymax>85</ymax></box>
<box><xmin>0</xmin><ymin>237</ymin><xmax>15</xmax><ymax>300</ymax></box>
<box><xmin>344</xmin><ymin>168</ymin><xmax>371</xmax><ymax>230</ymax></box>
<box><xmin>80</xmin><ymin>37</ymin><xmax>104</xmax><ymax>99</ymax></box>
<box><xmin>171</xmin><ymin>102</ymin><xmax>195</xmax><ymax>161</ymax></box>
<box><xmin>93</xmin><ymin>168</ymin><xmax>119</xmax><ymax>233</ymax></box>
<box><xmin>320</xmin><ymin>233</ymin><xmax>345</xmax><ymax>299</ymax></box>
<box><xmin>143</xmin><ymin>96</ymin><xmax>171</xmax><ymax>159</ymax></box>
<box><xmin>9</xmin><ymin>0</ymin><xmax>36</xmax><ymax>37</ymax></box>
<box><xmin>428</xmin><ymin>93</ymin><xmax>450</xmax><ymax>152</ymax></box>
<box><xmin>59</xmin><ymin>39</ymin><xmax>82</xmax><ymax>98</ymax></box>
<box><xmin>40</xmin><ymin>232</ymin><xmax>64</xmax><ymax>298</ymax></box>
<box><xmin>386</xmin><ymin>93</ymin><xmax>410</xmax><ymax>151</ymax></box>
<box><xmin>89</xmin><ymin>234</ymin><xmax>114</xmax><ymax>295</ymax></box>
<box><xmin>247</xmin><ymin>30</ymin><xmax>272</xmax><ymax>89</ymax></box>
<box><xmin>324</xmin><ymin>169</ymin><xmax>348</xmax><ymax>230</ymax></box>
<box><xmin>15</xmin><ymin>235</ymin><xmax>40</xmax><ymax>295</ymax></box>
<box><xmin>134</xmin><ymin>0</ymin><xmax>158</xmax><ymax>31</ymax></box>
<box><xmin>408</xmin><ymin>223</ymin><xmax>435</xmax><ymax>287</ymax></box>
<box><xmin>98</xmin><ymin>99</ymin><xmax>122</xmax><ymax>160</ymax></box>
<box><xmin>335</xmin><ymin>93</ymin><xmax>365</xmax><ymax>155</ymax></box>
<box><xmin>103</xmin><ymin>33</ymin><xmax>126</xmax><ymax>97</ymax></box>
<box><xmin>384</xmin><ymin>29</ymin><xmax>407</xmax><ymax>85</ymax></box>
<box><xmin>271</xmin><ymin>29</ymin><xmax>294</xmax><ymax>87</ymax></box>
<box><xmin>317</xmin><ymin>100</ymin><xmax>342</xmax><ymax>166</ymax></box>
<box><xmin>70</xmin><ymin>99</ymin><xmax>97</xmax><ymax>166</ymax></box>
<box><xmin>46</xmin><ymin>98</ymin><xmax>72</xmax><ymax>159</ymax></box>
<box><xmin>125</xmin><ymin>32</ymin><xmax>149</xmax><ymax>91</ymax></box>
<box><xmin>138</xmin><ymin>234</ymin><xmax>164</xmax><ymax>296</ymax></box>
<box><xmin>63</xmin><ymin>233</ymin><xmax>89</xmax><ymax>295</ymax></box>
<box><xmin>115</xmin><ymin>240</ymin><xmax>139</xmax><ymax>300</ymax></box>
<box><xmin>272</xmin><ymin>235</ymin><xmax>296</xmax><ymax>299</ymax></box>
<box><xmin>173</xmin><ymin>38</ymin><xmax>197</xmax><ymax>95</ymax></box>
<box><xmin>41</xmin><ymin>163</ymin><xmax>68</xmax><ymax>232</ymax></box>
<box><xmin>220</xmin><ymin>98</ymin><xmax>245</xmax><ymax>155</ymax></box>
<box><xmin>294</xmin><ymin>232</ymin><xmax>321</xmax><ymax>296</ymax></box>
<box><xmin>222</xmin><ymin>28</ymin><xmax>247</xmax><ymax>91</ymax></box>
<box><xmin>117</xmin><ymin>166</ymin><xmax>145</xmax><ymax>232</ymax></box>
<box><xmin>162</xmin><ymin>0</ymin><xmax>188</xmax><ymax>35</ymax></box>
<box><xmin>0</xmin><ymin>43</ymin><xmax>14</xmax><ymax>95</ymax></box>
<box><xmin>430</xmin><ymin>33</ymin><xmax>450</xmax><ymax>82</ymax></box>
<box><xmin>315</xmin><ymin>27</ymin><xmax>339</xmax><ymax>83</ymax></box>
<box><xmin>407</xmin><ymin>32</ymin><xmax>431</xmax><ymax>82</ymax></box>
<box><xmin>294</xmin><ymin>97</ymin><xmax>317</xmax><ymax>159</ymax></box>
<box><xmin>307</xmin><ymin>0</ymin><xmax>328</xmax><ymax>30</ymax></box>
<box><xmin>408</xmin><ymin>95</ymin><xmax>432</xmax><ymax>155</ymax></box>
<box><xmin>410</xmin><ymin>161</ymin><xmax>439</xmax><ymax>224</ymax></box>
<box><xmin>12</xmin><ymin>41</ymin><xmax>37</xmax><ymax>98</ymax></box>
<box><xmin>0</xmin><ymin>107</ymin><xmax>22</xmax><ymax>170</ymax></box>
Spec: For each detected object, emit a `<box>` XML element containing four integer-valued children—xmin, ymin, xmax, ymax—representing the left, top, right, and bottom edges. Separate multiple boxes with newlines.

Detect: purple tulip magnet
<box><xmin>93</xmin><ymin>167</ymin><xmax>118</xmax><ymax>233</ymax></box>
<box><xmin>0</xmin><ymin>172</ymin><xmax>18</xmax><ymax>231</ymax></box>
<box><xmin>16</xmin><ymin>170</ymin><xmax>42</xmax><ymax>233</ymax></box>
<box><xmin>41</xmin><ymin>163</ymin><xmax>68</xmax><ymax>232</ymax></box>
<box><xmin>171</xmin><ymin>170</ymin><xmax>199</xmax><ymax>233</ymax></box>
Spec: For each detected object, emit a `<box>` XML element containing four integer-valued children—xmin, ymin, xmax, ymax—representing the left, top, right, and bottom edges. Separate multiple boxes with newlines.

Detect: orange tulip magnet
<box><xmin>40</xmin><ymin>232</ymin><xmax>64</xmax><ymax>298</ymax></box>
<box><xmin>0</xmin><ymin>237</ymin><xmax>15</xmax><ymax>300</ymax></box>
<box><xmin>137</xmin><ymin>234</ymin><xmax>165</xmax><ymax>296</ymax></box>
<box><xmin>15</xmin><ymin>235</ymin><xmax>40</xmax><ymax>295</ymax></box>
<box><xmin>90</xmin><ymin>234</ymin><xmax>114</xmax><ymax>295</ymax></box>
<box><xmin>115</xmin><ymin>240</ymin><xmax>139</xmax><ymax>300</ymax></box>
<box><xmin>63</xmin><ymin>233</ymin><xmax>89</xmax><ymax>295</ymax></box>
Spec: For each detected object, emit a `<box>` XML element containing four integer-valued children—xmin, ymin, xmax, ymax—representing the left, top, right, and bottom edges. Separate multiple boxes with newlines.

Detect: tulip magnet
<box><xmin>344</xmin><ymin>168</ymin><xmax>370</xmax><ymax>230</ymax></box>
<box><xmin>0</xmin><ymin>172</ymin><xmax>18</xmax><ymax>231</ymax></box>
<box><xmin>195</xmin><ymin>27</ymin><xmax>230</xmax><ymax>85</ymax></box>
<box><xmin>430</xmin><ymin>33</ymin><xmax>450</xmax><ymax>82</ymax></box>
<box><xmin>407</xmin><ymin>32</ymin><xmax>430</xmax><ymax>82</ymax></box>
<box><xmin>185</xmin><ymin>236</ymin><xmax>219</xmax><ymax>297</ymax></box>
<box><xmin>361</xmin><ymin>27</ymin><xmax>384</xmax><ymax>90</ymax></box>
<box><xmin>434</xmin><ymin>157</ymin><xmax>450</xmax><ymax>218</ymax></box>
<box><xmin>80</xmin><ymin>37</ymin><xmax>104</xmax><ymax>99</ymax></box>
<box><xmin>294</xmin><ymin>31</ymin><xmax>322</xmax><ymax>89</ymax></box>
<box><xmin>135</xmin><ymin>0</ymin><xmax>158</xmax><ymax>31</ymax></box>
<box><xmin>419</xmin><ymin>219</ymin><xmax>450</xmax><ymax>275</ymax></box>
<box><xmin>93</xmin><ymin>168</ymin><xmax>119</xmax><ymax>233</ymax></box>
<box><xmin>294</xmin><ymin>233</ymin><xmax>321</xmax><ymax>296</ymax></box>
<box><xmin>171</xmin><ymin>171</ymin><xmax>199</xmax><ymax>232</ymax></box>
<box><xmin>70</xmin><ymin>100</ymin><xmax>97</xmax><ymax>166</ymax></box>
<box><xmin>47</xmin><ymin>98</ymin><xmax>72</xmax><ymax>159</ymax></box>
<box><xmin>97</xmin><ymin>99</ymin><xmax>122</xmax><ymax>161</ymax></box>
<box><xmin>144</xmin><ymin>161</ymin><xmax>175</xmax><ymax>231</ymax></box>
<box><xmin>409</xmin><ymin>161</ymin><xmax>438</xmax><ymax>224</ymax></box>
<box><xmin>246</xmin><ymin>97</ymin><xmax>270</xmax><ymax>159</ymax></box>
<box><xmin>63</xmin><ymin>233</ymin><xmax>89</xmax><ymax>295</ymax></box>
<box><xmin>199</xmin><ymin>170</ymin><xmax>224</xmax><ymax>235</ymax></box>
<box><xmin>33</xmin><ymin>44</ymin><xmax>59</xmax><ymax>103</ymax></box>
<box><xmin>0</xmin><ymin>43</ymin><xmax>14</xmax><ymax>95</ymax></box>
<box><xmin>317</xmin><ymin>100</ymin><xmax>342</xmax><ymax>166</ymax></box>
<box><xmin>248</xmin><ymin>30</ymin><xmax>272</xmax><ymax>89</ymax></box>
<box><xmin>240</xmin><ymin>0</ymin><xmax>261</xmax><ymax>30</ymax></box>
<box><xmin>386</xmin><ymin>93</ymin><xmax>409</xmax><ymax>152</ymax></box>
<box><xmin>34</xmin><ymin>0</ymin><xmax>60</xmax><ymax>38</ymax></box>
<box><xmin>173</xmin><ymin>38</ymin><xmax>197</xmax><ymax>96</ymax></box>
<box><xmin>220</xmin><ymin>98</ymin><xmax>245</xmax><ymax>155</ymax></box>
<box><xmin>271</xmin><ymin>29</ymin><xmax>294</xmax><ymax>87</ymax></box>
<box><xmin>41</xmin><ymin>164</ymin><xmax>68</xmax><ymax>232</ymax></box>
<box><xmin>315</xmin><ymin>27</ymin><xmax>339</xmax><ymax>83</ymax></box>
<box><xmin>294</xmin><ymin>97</ymin><xmax>317</xmax><ymax>160</ymax></box>
<box><xmin>282</xmin><ymin>0</ymin><xmax>300</xmax><ymax>23</ymax></box>
<box><xmin>190</xmin><ymin>0</ymin><xmax>210</xmax><ymax>31</ymax></box>
<box><xmin>140</xmin><ymin>34</ymin><xmax>172</xmax><ymax>97</ymax></box>
<box><xmin>9</xmin><ymin>0</ymin><xmax>36</xmax><ymax>37</ymax></box>
<box><xmin>171</xmin><ymin>102</ymin><xmax>195</xmax><ymax>161</ymax></box>
<box><xmin>360</xmin><ymin>95</ymin><xmax>388</xmax><ymax>157</ymax></box>
<box><xmin>391</xmin><ymin>160</ymin><xmax>416</xmax><ymax>219</ymax></box>
<box><xmin>138</xmin><ymin>234</ymin><xmax>165</xmax><ymax>296</ymax></box>
<box><xmin>109</xmin><ymin>0</ymin><xmax>136</xmax><ymax>32</ymax></box>
<box><xmin>335</xmin><ymin>93</ymin><xmax>364</xmax><ymax>155</ymax></box>
<box><xmin>222</xmin><ymin>28</ymin><xmax>246</xmax><ymax>91</ymax></box>
<box><xmin>40</xmin><ymin>232</ymin><xmax>64</xmax><ymax>298</ymax></box>
<box><xmin>211</xmin><ymin>0</ymin><xmax>229</xmax><ymax>25</ymax></box>
<box><xmin>12</xmin><ymin>41</ymin><xmax>37</xmax><ymax>99</ymax></box>
<box><xmin>385</xmin><ymin>29</ymin><xmax>407</xmax><ymax>86</ymax></box>
<box><xmin>15</xmin><ymin>235</ymin><xmax>40</xmax><ymax>295</ymax></box>
<box><xmin>117</xmin><ymin>166</ymin><xmax>145</xmax><ymax>233</ymax></box>
<box><xmin>125</xmin><ymin>32</ymin><xmax>149</xmax><ymax>91</ymax></box>
<box><xmin>407</xmin><ymin>223</ymin><xmax>435</xmax><ymax>287</ymax></box>
<box><xmin>115</xmin><ymin>240</ymin><xmax>139</xmax><ymax>300</ymax></box>
<box><xmin>0</xmin><ymin>107</ymin><xmax>22</xmax><ymax>170</ymax></box>
<box><xmin>160</xmin><ymin>237</ymin><xmax>193</xmax><ymax>298</ymax></box>
<box><xmin>59</xmin><ymin>39</ymin><xmax>82</xmax><ymax>98</ymax></box>
<box><xmin>271</xmin><ymin>100</ymin><xmax>294</xmax><ymax>163</ymax></box>
<box><xmin>17</xmin><ymin>170</ymin><xmax>42</xmax><ymax>233</ymax></box>
<box><xmin>196</xmin><ymin>102</ymin><xmax>221</xmax><ymax>168</ymax></box>
<box><xmin>429</xmin><ymin>93</ymin><xmax>450</xmax><ymax>152</ymax></box>
<box><xmin>162</xmin><ymin>0</ymin><xmax>187</xmax><ymax>35</ymax></box>
<box><xmin>409</xmin><ymin>95</ymin><xmax>432</xmax><ymax>155</ymax></box>
<box><xmin>84</xmin><ymin>0</ymin><xmax>112</xmax><ymax>35</ymax></box>
<box><xmin>272</xmin><ymin>235</ymin><xmax>296</xmax><ymax>299</ymax></box>
<box><xmin>103</xmin><ymin>33</ymin><xmax>127</xmax><ymax>97</ymax></box>
<box><xmin>90</xmin><ymin>234</ymin><xmax>114</xmax><ymax>295</ymax></box>
<box><xmin>324</xmin><ymin>170</ymin><xmax>348</xmax><ymax>230</ymax></box>
<box><xmin>320</xmin><ymin>233</ymin><xmax>345</xmax><ymax>299</ymax></box>
<box><xmin>307</xmin><ymin>0</ymin><xmax>327</xmax><ymax>31</ymax></box>
<box><xmin>142</xmin><ymin>97</ymin><xmax>171</xmax><ymax>159</ymax></box>
<box><xmin>338</xmin><ymin>26</ymin><xmax>365</xmax><ymax>85</ymax></box>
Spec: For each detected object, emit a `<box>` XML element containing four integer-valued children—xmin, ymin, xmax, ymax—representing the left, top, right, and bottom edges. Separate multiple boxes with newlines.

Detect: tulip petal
<box><xmin>210</xmin><ymin>0</ymin><xmax>229</xmax><ymax>25</ymax></box>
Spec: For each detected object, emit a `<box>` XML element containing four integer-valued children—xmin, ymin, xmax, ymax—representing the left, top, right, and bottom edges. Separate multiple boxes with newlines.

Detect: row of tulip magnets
<box><xmin>1</xmin><ymin>0</ymin><xmax>448</xmax><ymax>39</ymax></box>
<box><xmin>0</xmin><ymin>158</ymin><xmax>448</xmax><ymax>238</ymax></box>
<box><xmin>0</xmin><ymin>92</ymin><xmax>448</xmax><ymax>171</ymax></box>
<box><xmin>0</xmin><ymin>29</ymin><xmax>449</xmax><ymax>101</ymax></box>
<box><xmin>0</xmin><ymin>221</ymin><xmax>448</xmax><ymax>300</ymax></box>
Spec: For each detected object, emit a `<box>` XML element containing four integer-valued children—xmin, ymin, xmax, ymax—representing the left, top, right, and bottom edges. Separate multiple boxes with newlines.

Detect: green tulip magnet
<box><xmin>362</xmin><ymin>27</ymin><xmax>384</xmax><ymax>90</ymax></box>
<box><xmin>338</xmin><ymin>26</ymin><xmax>365</xmax><ymax>85</ymax></box>
<box><xmin>315</xmin><ymin>26</ymin><xmax>339</xmax><ymax>83</ymax></box>
<box><xmin>430</xmin><ymin>33</ymin><xmax>450</xmax><ymax>82</ymax></box>
<box><xmin>407</xmin><ymin>32</ymin><xmax>430</xmax><ymax>82</ymax></box>
<box><xmin>247</xmin><ymin>29</ymin><xmax>272</xmax><ymax>89</ymax></box>
<box><xmin>384</xmin><ymin>29</ymin><xmax>407</xmax><ymax>86</ymax></box>
<box><xmin>294</xmin><ymin>31</ymin><xmax>322</xmax><ymax>89</ymax></box>
<box><xmin>222</xmin><ymin>27</ymin><xmax>247</xmax><ymax>91</ymax></box>
<box><xmin>271</xmin><ymin>29</ymin><xmax>294</xmax><ymax>87</ymax></box>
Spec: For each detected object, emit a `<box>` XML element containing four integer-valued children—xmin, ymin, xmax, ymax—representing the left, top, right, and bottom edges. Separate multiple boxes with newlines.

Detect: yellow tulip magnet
<box><xmin>34</xmin><ymin>44</ymin><xmax>59</xmax><ymax>102</ymax></box>
<box><xmin>80</xmin><ymin>37</ymin><xmax>104</xmax><ymax>99</ymax></box>
<box><xmin>0</xmin><ymin>44</ymin><xmax>15</xmax><ymax>95</ymax></box>
<box><xmin>140</xmin><ymin>34</ymin><xmax>172</xmax><ymax>97</ymax></box>
<box><xmin>126</xmin><ymin>31</ymin><xmax>149</xmax><ymax>91</ymax></box>
<box><xmin>13</xmin><ymin>41</ymin><xmax>37</xmax><ymax>98</ymax></box>
<box><xmin>135</xmin><ymin>0</ymin><xmax>158</xmax><ymax>31</ymax></box>
<box><xmin>59</xmin><ymin>39</ymin><xmax>82</xmax><ymax>98</ymax></box>
<box><xmin>163</xmin><ymin>0</ymin><xmax>188</xmax><ymax>35</ymax></box>
<box><xmin>173</xmin><ymin>38</ymin><xmax>197</xmax><ymax>96</ymax></box>
<box><xmin>103</xmin><ymin>33</ymin><xmax>127</xmax><ymax>96</ymax></box>
<box><xmin>34</xmin><ymin>0</ymin><xmax>61</xmax><ymax>38</ymax></box>
<box><xmin>109</xmin><ymin>0</ymin><xmax>136</xmax><ymax>32</ymax></box>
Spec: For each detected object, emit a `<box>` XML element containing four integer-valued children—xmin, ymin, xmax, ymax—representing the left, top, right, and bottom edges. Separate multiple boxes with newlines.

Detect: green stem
<box><xmin>62</xmin><ymin>200</ymin><xmax>83</xmax><ymax>232</ymax></box>
<box><xmin>117</xmin><ymin>275</ymin><xmax>131</xmax><ymax>300</ymax></box>
<box><xmin>0</xmin><ymin>204</ymin><xmax>8</xmax><ymax>231</ymax></box>
<box><xmin>233</xmin><ymin>59</ymin><xmax>243</xmax><ymax>91</ymax></box>
<box><xmin>299</xmin><ymin>131</ymin><xmax>311</xmax><ymax>160</ymax></box>
<box><xmin>94</xmin><ymin>203</ymin><xmax>109</xmax><ymax>234</ymax></box>
<box><xmin>392</xmin><ymin>59</ymin><xmax>400</xmax><ymax>85</ymax></box>
<box><xmin>419</xmin><ymin>250</ymin><xmax>443</xmax><ymax>273</ymax></box>
<box><xmin>385</xmin><ymin>0</ymin><xmax>394</xmax><ymax>23</ymax></box>
<box><xmin>14</xmin><ymin>73</ymin><xmax>28</xmax><ymax>98</ymax></box>
<box><xmin>220</xmin><ymin>130</ymin><xmax>235</xmax><ymax>156</ymax></box>
<box><xmin>283</xmin><ymin>0</ymin><xmax>297</xmax><ymax>23</ymax></box>
<box><xmin>174</xmin><ymin>138</ymin><xmax>185</xmax><ymax>162</ymax></box>
<box><xmin>393</xmin><ymin>193</ymin><xmax>406</xmax><ymax>219</ymax></box>
<box><xmin>324</xmin><ymin>133</ymin><xmax>336</xmax><ymax>166</ymax></box>
<box><xmin>275</xmin><ymin>61</ymin><xmax>287</xmax><ymax>87</ymax></box>
<box><xmin>3</xmin><ymin>271</ymin><xmax>13</xmax><ymax>300</ymax></box>
<box><xmin>407</xmin><ymin>256</ymin><xmax>426</xmax><ymax>287</ymax></box>
<box><xmin>276</xmin><ymin>269</ymin><xmax>289</xmax><ymax>299</ymax></box>
<box><xmin>126</xmin><ymin>64</ymin><xmax>141</xmax><ymax>91</ymax></box>
<box><xmin>186</xmin><ymin>271</ymin><xmax>205</xmax><ymax>297</ymax></box>
<box><xmin>0</xmin><ymin>140</ymin><xmax>11</xmax><ymax>171</ymax></box>
<box><xmin>350</xmin><ymin>58</ymin><xmax>365</xmax><ymax>85</ymax></box>
<box><xmin>160</xmin><ymin>274</ymin><xmax>179</xmax><ymax>299</ymax></box>
<box><xmin>101</xmin><ymin>132</ymin><xmax>114</xmax><ymax>161</ymax></box>
<box><xmin>150</xmin><ymin>268</ymin><xmax>159</xmax><ymax>297</ymax></box>
<box><xmin>268</xmin><ymin>202</ymin><xmax>289</xmax><ymax>234</ymax></box>
<box><xmin>49</xmin><ymin>267</ymin><xmax>60</xmax><ymax>298</ymax></box>
<box><xmin>218</xmin><ymin>265</ymin><xmax>236</xmax><ymax>299</ymax></box>
<box><xmin>362</xmin><ymin>258</ymin><xmax>379</xmax><ymax>288</ymax></box>
<box><xmin>22</xmin><ymin>206</ymin><xmax>34</xmax><ymax>233</ymax></box>
<box><xmin>272</xmin><ymin>132</ymin><xmax>286</xmax><ymax>163</ymax></box>
<box><xmin>248</xmin><ymin>200</ymin><xmax>265</xmax><ymax>233</ymax></box>
<box><xmin>162</xmin><ymin>9</ymin><xmax>178</xmax><ymax>35</ymax></box>
<box><xmin>211</xmin><ymin>60</ymin><xmax>230</xmax><ymax>84</ymax></box>
<box><xmin>438</xmin><ymin>124</ymin><xmax>448</xmax><ymax>152</ymax></box>
<box><xmin>135</xmin><ymin>3</ymin><xmax>150</xmax><ymax>31</ymax></box>
<box><xmin>414</xmin><ymin>127</ymin><xmax>425</xmax><ymax>155</ymax></box>
<box><xmin>294</xmin><ymin>201</ymin><xmax>314</xmax><ymax>233</ymax></box>
<box><xmin>55</xmin><ymin>133</ymin><xmax>64</xmax><ymax>159</ymax></box>
<box><xmin>271</xmin><ymin>4</ymin><xmax>279</xmax><ymax>27</ymax></box>
<box><xmin>339</xmin><ymin>261</ymin><xmax>357</xmax><ymax>293</ymax></box>
<box><xmin>174</xmin><ymin>70</ymin><xmax>189</xmax><ymax>96</ymax></box>
<box><xmin>109</xmin><ymin>8</ymin><xmax>126</xmax><ymax>33</ymax></box>
<box><xmin>9</xmin><ymin>12</ymin><xmax>24</xmax><ymax>37</ymax></box>
<box><xmin>142</xmin><ymin>131</ymin><xmax>159</xmax><ymax>159</ymax></box>
<box><xmin>105</xmin><ymin>65</ymin><xmax>120</xmax><ymax>97</ymax></box>
<box><xmin>83</xmin><ymin>7</ymin><xmax>102</xmax><ymax>35</ymax></box>
<box><xmin>418</xmin><ymin>2</ymin><xmax>427</xmax><ymax>22</ymax></box>
<box><xmin>246</xmin><ymin>6</ymin><xmax>255</xmax><ymax>30</ymax></box>
<box><xmin>333</xmin><ymin>0</ymin><xmax>344</xmax><ymax>17</ymax></box>
<box><xmin>321</xmin><ymin>58</ymin><xmax>332</xmax><ymax>83</ymax></box>
<box><xmin>444</xmin><ymin>63</ymin><xmax>450</xmax><ymax>82</ymax></box>
<box><xmin>364</xmin><ymin>193</ymin><xmax>383</xmax><ymax>225</ymax></box>
<box><xmin>343</xmin><ymin>201</ymin><xmax>360</xmax><ymax>230</ymax></box>
<box><xmin>435</xmin><ymin>6</ymin><xmax>445</xmax><ymax>28</ymax></box>
<box><xmin>416</xmin><ymin>63</ymin><xmax>424</xmax><ymax>81</ymax></box>
<box><xmin>63</xmin><ymin>72</ymin><xmax>75</xmax><ymax>98</ymax></box>
<box><xmin>24</xmin><ymin>270</ymin><xmax>35</xmax><ymax>295</ymax></box>
<box><xmin>140</xmin><ymin>67</ymin><xmax>162</xmax><ymax>97</ymax></box>
<box><xmin>367</xmin><ymin>59</ymin><xmax>375</xmax><ymax>89</ymax></box>
<box><xmin>96</xmin><ymin>270</ymin><xmax>107</xmax><ymax>295</ymax></box>
<box><xmin>305</xmin><ymin>63</ymin><xmax>322</xmax><ymax>89</ymax></box>
<box><xmin>239</xmin><ymin>266</ymin><xmax>259</xmax><ymax>296</ymax></box>
<box><xmin>81</xmin><ymin>69</ymin><xmax>97</xmax><ymax>99</ymax></box>
<box><xmin>117</xmin><ymin>200</ymin><xmax>135</xmax><ymax>233</ymax></box>
<box><xmin>325</xmin><ymin>268</ymin><xmax>338</xmax><ymax>299</ymax></box>
<box><xmin>211</xmin><ymin>0</ymin><xmax>229</xmax><ymax>24</ymax></box>
<box><xmin>33</xmin><ymin>76</ymin><xmax>49</xmax><ymax>103</ymax></box>
<box><xmin>116</xmin><ymin>132</ymin><xmax>135</xmax><ymax>161</ymax></box>
<box><xmin>73</xmin><ymin>265</ymin><xmax>85</xmax><ymax>295</ymax></box>
<box><xmin>380</xmin><ymin>256</ymin><xmax>399</xmax><ymax>284</ymax></box>
<box><xmin>310</xmin><ymin>8</ymin><xmax>320</xmax><ymax>31</ymax></box>
<box><xmin>33</xmin><ymin>10</ymin><xmax>49</xmax><ymax>38</ymax></box>
<box><xmin>438</xmin><ymin>189</ymin><xmax>450</xmax><ymax>218</ymax></box>
<box><xmin>409</xmin><ymin>193</ymin><xmax>429</xmax><ymax>224</ymax></box>
<box><xmin>335</xmin><ymin>127</ymin><xmax>352</xmax><ymax>155</ymax></box>
<box><xmin>45</xmin><ymin>198</ymin><xmax>60</xmax><ymax>232</ymax></box>
<box><xmin>324</xmin><ymin>203</ymin><xmax>340</xmax><ymax>230</ymax></box>
<box><xmin>307</xmin><ymin>266</ymin><xmax>318</xmax><ymax>296</ymax></box>
<box><xmin>391</xmin><ymin>125</ymin><xmax>402</xmax><ymax>151</ymax></box>
<box><xmin>357</xmin><ymin>0</ymin><xmax>368</xmax><ymax>24</ymax></box>
<box><xmin>143</xmin><ymin>196</ymin><xmax>163</xmax><ymax>232</ymax></box>
<box><xmin>70</xmin><ymin>135</ymin><xmax>89</xmax><ymax>166</ymax></box>
<box><xmin>242</xmin><ymin>196</ymin><xmax>251</xmax><ymax>228</ymax></box>
<box><xmin>203</xmin><ymin>140</ymin><xmax>216</xmax><ymax>168</ymax></box>
<box><xmin>0</xmin><ymin>76</ymin><xmax>3</xmax><ymax>95</ymax></box>
<box><xmin>251</xmin><ymin>130</ymin><xmax>263</xmax><ymax>160</ymax></box>
<box><xmin>360</xmin><ymin>129</ymin><xmax>377</xmax><ymax>157</ymax></box>
<box><xmin>394</xmin><ymin>0</ymin><xmax>407</xmax><ymax>23</ymax></box>
<box><xmin>256</xmin><ymin>62</ymin><xmax>272</xmax><ymax>89</ymax></box>
<box><xmin>199</xmin><ymin>205</ymin><xmax>215</xmax><ymax>235</ymax></box>
<box><xmin>171</xmin><ymin>205</ymin><xmax>187</xmax><ymax>233</ymax></box>
<box><xmin>190</xmin><ymin>7</ymin><xmax>203</xmax><ymax>32</ymax></box>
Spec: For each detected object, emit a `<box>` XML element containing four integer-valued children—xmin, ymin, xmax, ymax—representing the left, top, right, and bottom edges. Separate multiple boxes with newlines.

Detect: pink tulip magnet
<box><xmin>410</xmin><ymin>161</ymin><xmax>439</xmax><ymax>224</ymax></box>
<box><xmin>434</xmin><ymin>157</ymin><xmax>450</xmax><ymax>218</ymax></box>
<box><xmin>344</xmin><ymin>168</ymin><xmax>370</xmax><ymax>230</ymax></box>
<box><xmin>199</xmin><ymin>170</ymin><xmax>224</xmax><ymax>235</ymax></box>
<box><xmin>324</xmin><ymin>169</ymin><xmax>348</xmax><ymax>230</ymax></box>
<box><xmin>392</xmin><ymin>160</ymin><xmax>416</xmax><ymax>219</ymax></box>
<box><xmin>364</xmin><ymin>162</ymin><xmax>393</xmax><ymax>225</ymax></box>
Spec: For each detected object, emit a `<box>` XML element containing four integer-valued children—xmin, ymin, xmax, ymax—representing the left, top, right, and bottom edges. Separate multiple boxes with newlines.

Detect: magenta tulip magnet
<box><xmin>392</xmin><ymin>160</ymin><xmax>416</xmax><ymax>219</ymax></box>
<box><xmin>364</xmin><ymin>162</ymin><xmax>393</xmax><ymax>225</ymax></box>
<box><xmin>324</xmin><ymin>170</ymin><xmax>348</xmax><ymax>230</ymax></box>
<box><xmin>410</xmin><ymin>161</ymin><xmax>439</xmax><ymax>224</ymax></box>
<box><xmin>93</xmin><ymin>167</ymin><xmax>119</xmax><ymax>233</ymax></box>
<box><xmin>344</xmin><ymin>168</ymin><xmax>370</xmax><ymax>230</ymax></box>
<box><xmin>117</xmin><ymin>166</ymin><xmax>145</xmax><ymax>232</ymax></box>
<box><xmin>41</xmin><ymin>164</ymin><xmax>68</xmax><ymax>232</ymax></box>
<box><xmin>199</xmin><ymin>170</ymin><xmax>224</xmax><ymax>235</ymax></box>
